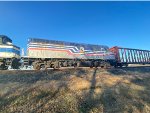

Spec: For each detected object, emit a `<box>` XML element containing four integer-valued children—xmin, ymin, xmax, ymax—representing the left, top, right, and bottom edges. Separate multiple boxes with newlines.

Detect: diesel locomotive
<box><xmin>26</xmin><ymin>38</ymin><xmax>116</xmax><ymax>70</ymax></box>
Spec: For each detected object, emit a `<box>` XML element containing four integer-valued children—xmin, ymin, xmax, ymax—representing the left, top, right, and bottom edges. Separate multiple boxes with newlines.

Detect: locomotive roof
<box><xmin>28</xmin><ymin>38</ymin><xmax>109</xmax><ymax>51</ymax></box>
<box><xmin>0</xmin><ymin>35</ymin><xmax>20</xmax><ymax>49</ymax></box>
<box><xmin>0</xmin><ymin>35</ymin><xmax>12</xmax><ymax>42</ymax></box>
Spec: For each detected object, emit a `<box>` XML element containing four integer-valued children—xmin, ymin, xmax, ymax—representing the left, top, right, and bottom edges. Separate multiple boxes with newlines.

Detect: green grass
<box><xmin>0</xmin><ymin>67</ymin><xmax>150</xmax><ymax>113</ymax></box>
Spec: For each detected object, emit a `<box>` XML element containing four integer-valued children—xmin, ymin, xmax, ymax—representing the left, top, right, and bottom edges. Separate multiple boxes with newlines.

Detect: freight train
<box><xmin>0</xmin><ymin>35</ymin><xmax>150</xmax><ymax>70</ymax></box>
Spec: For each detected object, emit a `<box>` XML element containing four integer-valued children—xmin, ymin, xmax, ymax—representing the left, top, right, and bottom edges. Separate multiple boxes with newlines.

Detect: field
<box><xmin>0</xmin><ymin>67</ymin><xmax>150</xmax><ymax>113</ymax></box>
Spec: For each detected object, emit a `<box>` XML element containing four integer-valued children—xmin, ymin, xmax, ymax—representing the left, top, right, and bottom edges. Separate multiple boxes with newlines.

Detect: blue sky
<box><xmin>0</xmin><ymin>1</ymin><xmax>150</xmax><ymax>51</ymax></box>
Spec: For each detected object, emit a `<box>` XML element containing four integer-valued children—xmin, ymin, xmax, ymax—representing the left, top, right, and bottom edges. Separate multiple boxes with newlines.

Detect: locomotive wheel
<box><xmin>35</xmin><ymin>65</ymin><xmax>41</xmax><ymax>70</ymax></box>
<box><xmin>53</xmin><ymin>65</ymin><xmax>57</xmax><ymax>69</ymax></box>
<box><xmin>90</xmin><ymin>61</ymin><xmax>94</xmax><ymax>68</ymax></box>
<box><xmin>104</xmin><ymin>62</ymin><xmax>111</xmax><ymax>68</ymax></box>
<box><xmin>53</xmin><ymin>61</ymin><xmax>61</xmax><ymax>69</ymax></box>
<box><xmin>74</xmin><ymin>62</ymin><xmax>80</xmax><ymax>68</ymax></box>
<box><xmin>94</xmin><ymin>61</ymin><xmax>99</xmax><ymax>68</ymax></box>
<box><xmin>40</xmin><ymin>64</ymin><xmax>47</xmax><ymax>70</ymax></box>
<box><xmin>63</xmin><ymin>61</ymin><xmax>67</xmax><ymax>67</ymax></box>
<box><xmin>77</xmin><ymin>62</ymin><xmax>80</xmax><ymax>67</ymax></box>
<box><xmin>100</xmin><ymin>61</ymin><xmax>110</xmax><ymax>69</ymax></box>
<box><xmin>0</xmin><ymin>63</ymin><xmax>8</xmax><ymax>70</ymax></box>
<box><xmin>33</xmin><ymin>63</ymin><xmax>41</xmax><ymax>70</ymax></box>
<box><xmin>57</xmin><ymin>62</ymin><xmax>62</xmax><ymax>68</ymax></box>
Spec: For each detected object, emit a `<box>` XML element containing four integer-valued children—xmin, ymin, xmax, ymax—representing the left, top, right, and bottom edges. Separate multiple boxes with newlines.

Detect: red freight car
<box><xmin>109</xmin><ymin>46</ymin><xmax>150</xmax><ymax>67</ymax></box>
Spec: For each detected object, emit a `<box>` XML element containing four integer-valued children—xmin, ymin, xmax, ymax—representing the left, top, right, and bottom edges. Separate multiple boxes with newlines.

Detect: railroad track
<box><xmin>1</xmin><ymin>65</ymin><xmax>150</xmax><ymax>72</ymax></box>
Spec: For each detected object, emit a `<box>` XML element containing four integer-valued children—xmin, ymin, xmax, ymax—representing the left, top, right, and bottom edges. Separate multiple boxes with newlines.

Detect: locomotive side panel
<box><xmin>0</xmin><ymin>45</ymin><xmax>20</xmax><ymax>58</ymax></box>
<box><xmin>28</xmin><ymin>48</ymin><xmax>74</xmax><ymax>59</ymax></box>
<box><xmin>27</xmin><ymin>38</ymin><xmax>115</xmax><ymax>60</ymax></box>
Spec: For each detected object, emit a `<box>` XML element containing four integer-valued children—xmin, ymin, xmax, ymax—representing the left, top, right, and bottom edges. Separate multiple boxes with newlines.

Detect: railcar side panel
<box><xmin>109</xmin><ymin>46</ymin><xmax>150</xmax><ymax>65</ymax></box>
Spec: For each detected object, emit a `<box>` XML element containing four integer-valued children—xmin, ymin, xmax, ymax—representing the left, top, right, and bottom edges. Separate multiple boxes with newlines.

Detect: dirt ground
<box><xmin>0</xmin><ymin>67</ymin><xmax>150</xmax><ymax>113</ymax></box>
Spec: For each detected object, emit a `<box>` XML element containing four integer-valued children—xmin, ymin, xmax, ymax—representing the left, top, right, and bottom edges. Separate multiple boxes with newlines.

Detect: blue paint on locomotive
<box><xmin>0</xmin><ymin>48</ymin><xmax>20</xmax><ymax>55</ymax></box>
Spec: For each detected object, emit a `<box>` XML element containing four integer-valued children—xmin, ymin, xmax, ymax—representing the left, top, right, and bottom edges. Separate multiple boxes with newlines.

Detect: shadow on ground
<box><xmin>79</xmin><ymin>67</ymin><xmax>150</xmax><ymax>113</ymax></box>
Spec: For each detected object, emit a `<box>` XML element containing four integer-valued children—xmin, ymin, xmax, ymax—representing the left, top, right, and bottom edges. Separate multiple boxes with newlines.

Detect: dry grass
<box><xmin>0</xmin><ymin>67</ymin><xmax>150</xmax><ymax>113</ymax></box>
